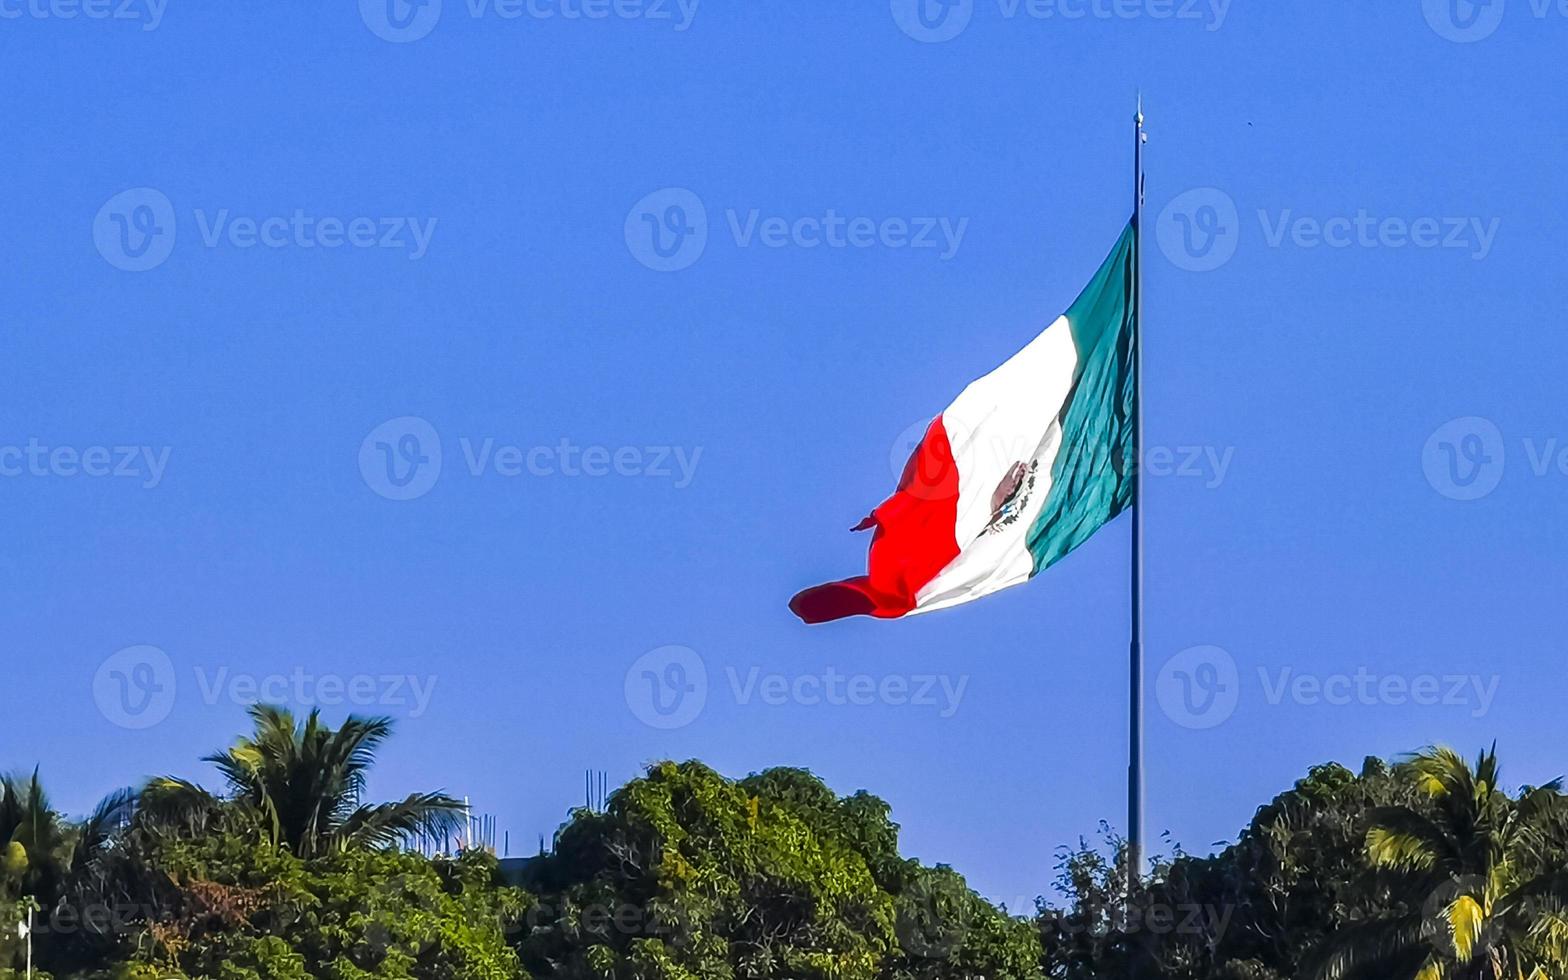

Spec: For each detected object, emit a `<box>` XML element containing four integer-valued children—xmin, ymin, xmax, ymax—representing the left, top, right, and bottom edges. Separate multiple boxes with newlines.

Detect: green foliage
<box><xmin>520</xmin><ymin>760</ymin><xmax>1040</xmax><ymax>980</ymax></box>
<box><xmin>1034</xmin><ymin>750</ymin><xmax>1568</xmax><ymax>980</ymax></box>
<box><xmin>1</xmin><ymin>773</ymin><xmax>134</xmax><ymax>976</ymax></box>
<box><xmin>1309</xmin><ymin>746</ymin><xmax>1568</xmax><ymax>980</ymax></box>
<box><xmin>889</xmin><ymin>864</ymin><xmax>1041</xmax><ymax>980</ymax></box>
<box><xmin>7</xmin><ymin>727</ymin><xmax>1568</xmax><ymax>980</ymax></box>
<box><xmin>139</xmin><ymin>705</ymin><xmax>466</xmax><ymax>859</ymax></box>
<box><xmin>1162</xmin><ymin>757</ymin><xmax>1424</xmax><ymax>977</ymax></box>
<box><xmin>119</xmin><ymin>836</ymin><xmax>529</xmax><ymax>980</ymax></box>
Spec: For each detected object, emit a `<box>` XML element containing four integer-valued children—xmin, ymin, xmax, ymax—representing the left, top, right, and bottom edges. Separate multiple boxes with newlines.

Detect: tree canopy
<box><xmin>4</xmin><ymin>723</ymin><xmax>1564</xmax><ymax>980</ymax></box>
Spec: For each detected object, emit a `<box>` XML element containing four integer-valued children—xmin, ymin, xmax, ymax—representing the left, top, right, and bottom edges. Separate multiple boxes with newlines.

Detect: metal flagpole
<box><xmin>1127</xmin><ymin>94</ymin><xmax>1147</xmax><ymax>899</ymax></box>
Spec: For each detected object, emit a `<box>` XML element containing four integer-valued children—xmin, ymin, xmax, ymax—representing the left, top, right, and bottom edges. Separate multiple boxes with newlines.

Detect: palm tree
<box><xmin>1311</xmin><ymin>746</ymin><xmax>1568</xmax><ymax>980</ymax></box>
<box><xmin>1</xmin><ymin>771</ymin><xmax>133</xmax><ymax>898</ymax></box>
<box><xmin>1</xmin><ymin>770</ymin><xmax>67</xmax><ymax>897</ymax></box>
<box><xmin>1</xmin><ymin>770</ymin><xmax>136</xmax><ymax>970</ymax></box>
<box><xmin>140</xmin><ymin>704</ymin><xmax>466</xmax><ymax>858</ymax></box>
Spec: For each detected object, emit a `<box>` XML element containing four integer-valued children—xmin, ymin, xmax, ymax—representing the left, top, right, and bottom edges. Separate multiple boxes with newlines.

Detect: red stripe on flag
<box><xmin>789</xmin><ymin>417</ymin><xmax>961</xmax><ymax>624</ymax></box>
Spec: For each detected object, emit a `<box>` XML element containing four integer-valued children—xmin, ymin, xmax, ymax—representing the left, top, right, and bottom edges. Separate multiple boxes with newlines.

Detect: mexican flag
<box><xmin>790</xmin><ymin>221</ymin><xmax>1138</xmax><ymax>624</ymax></box>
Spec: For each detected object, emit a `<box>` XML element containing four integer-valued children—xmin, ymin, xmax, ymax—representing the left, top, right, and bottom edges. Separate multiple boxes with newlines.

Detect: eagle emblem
<box><xmin>983</xmin><ymin>460</ymin><xmax>1037</xmax><ymax>534</ymax></box>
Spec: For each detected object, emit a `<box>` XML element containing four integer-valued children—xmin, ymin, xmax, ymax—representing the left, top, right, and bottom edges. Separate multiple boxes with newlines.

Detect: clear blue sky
<box><xmin>3</xmin><ymin>1</ymin><xmax>1566</xmax><ymax>907</ymax></box>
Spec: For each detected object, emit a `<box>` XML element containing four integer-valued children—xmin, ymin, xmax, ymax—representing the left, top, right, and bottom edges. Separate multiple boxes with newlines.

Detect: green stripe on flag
<box><xmin>1026</xmin><ymin>219</ymin><xmax>1138</xmax><ymax>574</ymax></box>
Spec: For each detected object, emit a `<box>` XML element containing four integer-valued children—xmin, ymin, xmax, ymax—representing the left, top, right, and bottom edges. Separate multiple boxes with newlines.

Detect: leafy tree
<box><xmin>520</xmin><ymin>760</ymin><xmax>1039</xmax><ymax>980</ymax></box>
<box><xmin>1</xmin><ymin>771</ymin><xmax>135</xmax><ymax>976</ymax></box>
<box><xmin>140</xmin><ymin>705</ymin><xmax>466</xmax><ymax>859</ymax></box>
<box><xmin>890</xmin><ymin>863</ymin><xmax>1041</xmax><ymax>980</ymax></box>
<box><xmin>1037</xmin><ymin>759</ymin><xmax>1430</xmax><ymax>980</ymax></box>
<box><xmin>1036</xmin><ymin>825</ymin><xmax>1139</xmax><ymax>980</ymax></box>
<box><xmin>114</xmin><ymin>833</ymin><xmax>529</xmax><ymax>979</ymax></box>
<box><xmin>11</xmin><ymin>735</ymin><xmax>1568</xmax><ymax>980</ymax></box>
<box><xmin>1172</xmin><ymin>757</ymin><xmax>1422</xmax><ymax>978</ymax></box>
<box><xmin>1310</xmin><ymin>746</ymin><xmax>1568</xmax><ymax>980</ymax></box>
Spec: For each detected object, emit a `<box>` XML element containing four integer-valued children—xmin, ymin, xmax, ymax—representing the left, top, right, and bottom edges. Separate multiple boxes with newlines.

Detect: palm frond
<box><xmin>136</xmin><ymin>776</ymin><xmax>224</xmax><ymax>837</ymax></box>
<box><xmin>1367</xmin><ymin>805</ymin><xmax>1458</xmax><ymax>871</ymax></box>
<box><xmin>71</xmin><ymin>786</ymin><xmax>137</xmax><ymax>870</ymax></box>
<box><xmin>336</xmin><ymin>792</ymin><xmax>467</xmax><ymax>852</ymax></box>
<box><xmin>1442</xmin><ymin>894</ymin><xmax>1487</xmax><ymax>963</ymax></box>
<box><xmin>1401</xmin><ymin>747</ymin><xmax>1473</xmax><ymax>801</ymax></box>
<box><xmin>1305</xmin><ymin>913</ymin><xmax>1431</xmax><ymax>980</ymax></box>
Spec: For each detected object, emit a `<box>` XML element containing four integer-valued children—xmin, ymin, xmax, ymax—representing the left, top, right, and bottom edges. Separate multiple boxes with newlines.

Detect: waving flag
<box><xmin>790</xmin><ymin>221</ymin><xmax>1138</xmax><ymax>624</ymax></box>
